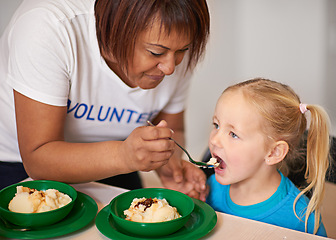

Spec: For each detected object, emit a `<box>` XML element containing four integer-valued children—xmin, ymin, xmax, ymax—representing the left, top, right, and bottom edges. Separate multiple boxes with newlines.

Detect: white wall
<box><xmin>1</xmin><ymin>0</ymin><xmax>335</xmax><ymax>160</ymax></box>
<box><xmin>0</xmin><ymin>0</ymin><xmax>22</xmax><ymax>31</ymax></box>
<box><xmin>186</xmin><ymin>0</ymin><xmax>336</xmax><ymax>159</ymax></box>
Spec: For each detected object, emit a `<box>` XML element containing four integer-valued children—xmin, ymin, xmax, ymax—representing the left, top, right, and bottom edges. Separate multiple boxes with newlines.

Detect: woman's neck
<box><xmin>105</xmin><ymin>59</ymin><xmax>136</xmax><ymax>88</ymax></box>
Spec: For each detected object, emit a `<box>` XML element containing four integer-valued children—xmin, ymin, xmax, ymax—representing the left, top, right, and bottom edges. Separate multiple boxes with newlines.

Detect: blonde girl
<box><xmin>206</xmin><ymin>78</ymin><xmax>330</xmax><ymax>236</ymax></box>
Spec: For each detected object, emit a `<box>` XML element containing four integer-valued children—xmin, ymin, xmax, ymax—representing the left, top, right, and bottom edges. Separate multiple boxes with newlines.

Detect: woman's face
<box><xmin>125</xmin><ymin>20</ymin><xmax>191</xmax><ymax>89</ymax></box>
<box><xmin>209</xmin><ymin>90</ymin><xmax>271</xmax><ymax>187</ymax></box>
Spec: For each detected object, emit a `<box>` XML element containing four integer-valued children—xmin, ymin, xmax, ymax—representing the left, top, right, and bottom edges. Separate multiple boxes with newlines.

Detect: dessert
<box><xmin>124</xmin><ymin>197</ymin><xmax>181</xmax><ymax>223</ymax></box>
<box><xmin>8</xmin><ymin>186</ymin><xmax>72</xmax><ymax>213</ymax></box>
<box><xmin>207</xmin><ymin>157</ymin><xmax>220</xmax><ymax>167</ymax></box>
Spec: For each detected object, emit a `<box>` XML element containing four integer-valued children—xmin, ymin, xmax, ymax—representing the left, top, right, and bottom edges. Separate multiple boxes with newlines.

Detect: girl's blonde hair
<box><xmin>224</xmin><ymin>78</ymin><xmax>330</xmax><ymax>234</ymax></box>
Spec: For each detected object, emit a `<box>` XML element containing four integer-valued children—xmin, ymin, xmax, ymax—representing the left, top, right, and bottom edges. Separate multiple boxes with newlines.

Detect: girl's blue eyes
<box><xmin>229</xmin><ymin>131</ymin><xmax>238</xmax><ymax>139</ymax></box>
<box><xmin>213</xmin><ymin>123</ymin><xmax>239</xmax><ymax>139</ymax></box>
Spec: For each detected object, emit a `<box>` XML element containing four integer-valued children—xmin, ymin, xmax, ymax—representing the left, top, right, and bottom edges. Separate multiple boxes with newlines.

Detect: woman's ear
<box><xmin>265</xmin><ymin>141</ymin><xmax>289</xmax><ymax>165</ymax></box>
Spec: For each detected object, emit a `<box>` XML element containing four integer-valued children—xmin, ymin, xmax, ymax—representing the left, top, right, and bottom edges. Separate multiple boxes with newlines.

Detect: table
<box><xmin>2</xmin><ymin>182</ymin><xmax>333</xmax><ymax>240</ymax></box>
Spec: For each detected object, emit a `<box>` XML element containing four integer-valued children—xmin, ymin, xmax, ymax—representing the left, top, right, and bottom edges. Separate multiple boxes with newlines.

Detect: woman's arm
<box><xmin>14</xmin><ymin>91</ymin><xmax>174</xmax><ymax>183</ymax></box>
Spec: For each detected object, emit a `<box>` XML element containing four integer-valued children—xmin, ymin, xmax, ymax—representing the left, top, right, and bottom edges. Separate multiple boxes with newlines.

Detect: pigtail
<box><xmin>293</xmin><ymin>104</ymin><xmax>330</xmax><ymax>234</ymax></box>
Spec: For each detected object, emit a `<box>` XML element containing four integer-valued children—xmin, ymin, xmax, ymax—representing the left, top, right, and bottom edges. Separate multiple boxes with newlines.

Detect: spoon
<box><xmin>0</xmin><ymin>215</ymin><xmax>30</xmax><ymax>232</ymax></box>
<box><xmin>146</xmin><ymin>121</ymin><xmax>218</xmax><ymax>168</ymax></box>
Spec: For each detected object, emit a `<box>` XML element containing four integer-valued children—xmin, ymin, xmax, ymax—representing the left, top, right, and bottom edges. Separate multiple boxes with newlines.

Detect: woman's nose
<box><xmin>157</xmin><ymin>55</ymin><xmax>176</xmax><ymax>75</ymax></box>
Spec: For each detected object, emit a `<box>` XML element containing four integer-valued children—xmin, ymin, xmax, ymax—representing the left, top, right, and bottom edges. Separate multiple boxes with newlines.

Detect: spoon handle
<box><xmin>146</xmin><ymin>121</ymin><xmax>213</xmax><ymax>168</ymax></box>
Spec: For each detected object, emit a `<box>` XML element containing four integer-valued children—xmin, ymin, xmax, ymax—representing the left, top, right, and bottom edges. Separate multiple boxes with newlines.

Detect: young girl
<box><xmin>206</xmin><ymin>78</ymin><xmax>330</xmax><ymax>236</ymax></box>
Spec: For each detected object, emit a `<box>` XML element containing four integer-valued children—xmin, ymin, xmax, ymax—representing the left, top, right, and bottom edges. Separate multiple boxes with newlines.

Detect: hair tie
<box><xmin>299</xmin><ymin>103</ymin><xmax>308</xmax><ymax>114</ymax></box>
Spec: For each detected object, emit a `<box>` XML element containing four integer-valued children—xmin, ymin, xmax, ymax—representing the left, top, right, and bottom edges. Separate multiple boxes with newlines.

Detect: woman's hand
<box><xmin>156</xmin><ymin>160</ymin><xmax>208</xmax><ymax>201</ymax></box>
<box><xmin>120</xmin><ymin>120</ymin><xmax>175</xmax><ymax>172</ymax></box>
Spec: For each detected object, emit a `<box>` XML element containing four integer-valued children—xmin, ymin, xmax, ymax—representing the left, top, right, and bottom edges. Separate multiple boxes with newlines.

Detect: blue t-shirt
<box><xmin>206</xmin><ymin>172</ymin><xmax>327</xmax><ymax>236</ymax></box>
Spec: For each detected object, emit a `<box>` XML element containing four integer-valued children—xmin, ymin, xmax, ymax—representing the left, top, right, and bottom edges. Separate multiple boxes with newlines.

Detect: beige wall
<box><xmin>186</xmin><ymin>0</ymin><xmax>336</xmax><ymax>159</ymax></box>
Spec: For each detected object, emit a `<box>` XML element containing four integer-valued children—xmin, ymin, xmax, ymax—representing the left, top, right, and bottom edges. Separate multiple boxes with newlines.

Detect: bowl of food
<box><xmin>0</xmin><ymin>180</ymin><xmax>77</xmax><ymax>228</ymax></box>
<box><xmin>109</xmin><ymin>188</ymin><xmax>194</xmax><ymax>237</ymax></box>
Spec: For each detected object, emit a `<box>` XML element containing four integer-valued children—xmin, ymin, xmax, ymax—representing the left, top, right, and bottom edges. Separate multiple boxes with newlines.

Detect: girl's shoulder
<box><xmin>282</xmin><ymin>175</ymin><xmax>310</xmax><ymax>205</ymax></box>
<box><xmin>281</xmin><ymin>176</ymin><xmax>327</xmax><ymax>236</ymax></box>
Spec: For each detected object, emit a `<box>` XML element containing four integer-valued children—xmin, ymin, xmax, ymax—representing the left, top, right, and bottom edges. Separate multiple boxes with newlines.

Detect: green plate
<box><xmin>109</xmin><ymin>188</ymin><xmax>195</xmax><ymax>237</ymax></box>
<box><xmin>96</xmin><ymin>198</ymin><xmax>217</xmax><ymax>240</ymax></box>
<box><xmin>0</xmin><ymin>192</ymin><xmax>98</xmax><ymax>239</ymax></box>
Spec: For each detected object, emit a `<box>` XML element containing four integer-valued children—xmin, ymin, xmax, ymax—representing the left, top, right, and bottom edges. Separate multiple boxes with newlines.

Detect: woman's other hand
<box><xmin>156</xmin><ymin>160</ymin><xmax>208</xmax><ymax>201</ymax></box>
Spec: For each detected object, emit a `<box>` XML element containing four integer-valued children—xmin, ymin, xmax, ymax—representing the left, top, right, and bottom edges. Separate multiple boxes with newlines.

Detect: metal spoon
<box><xmin>0</xmin><ymin>215</ymin><xmax>30</xmax><ymax>232</ymax></box>
<box><xmin>146</xmin><ymin>121</ymin><xmax>217</xmax><ymax>168</ymax></box>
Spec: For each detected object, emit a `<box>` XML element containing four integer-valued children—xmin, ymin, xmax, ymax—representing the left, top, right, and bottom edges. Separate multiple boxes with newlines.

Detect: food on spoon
<box><xmin>8</xmin><ymin>186</ymin><xmax>72</xmax><ymax>213</ymax></box>
<box><xmin>124</xmin><ymin>197</ymin><xmax>181</xmax><ymax>223</ymax></box>
<box><xmin>207</xmin><ymin>157</ymin><xmax>220</xmax><ymax>167</ymax></box>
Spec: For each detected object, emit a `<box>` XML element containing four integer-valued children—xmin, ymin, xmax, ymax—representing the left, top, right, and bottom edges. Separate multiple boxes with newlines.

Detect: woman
<box><xmin>0</xmin><ymin>0</ymin><xmax>210</xmax><ymax>200</ymax></box>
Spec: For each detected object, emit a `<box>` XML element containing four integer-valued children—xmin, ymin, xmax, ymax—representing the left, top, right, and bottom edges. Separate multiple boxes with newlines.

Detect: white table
<box><xmin>3</xmin><ymin>182</ymin><xmax>333</xmax><ymax>240</ymax></box>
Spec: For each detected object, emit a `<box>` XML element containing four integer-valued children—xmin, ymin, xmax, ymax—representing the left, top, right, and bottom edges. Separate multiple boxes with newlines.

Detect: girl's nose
<box><xmin>209</xmin><ymin>131</ymin><xmax>222</xmax><ymax>148</ymax></box>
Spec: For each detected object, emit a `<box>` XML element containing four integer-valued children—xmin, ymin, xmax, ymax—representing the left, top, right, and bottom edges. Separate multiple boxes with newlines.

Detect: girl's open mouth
<box><xmin>212</xmin><ymin>155</ymin><xmax>226</xmax><ymax>170</ymax></box>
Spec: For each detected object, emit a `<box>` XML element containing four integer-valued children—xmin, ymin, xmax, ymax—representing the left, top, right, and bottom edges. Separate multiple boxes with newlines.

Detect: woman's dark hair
<box><xmin>95</xmin><ymin>0</ymin><xmax>210</xmax><ymax>71</ymax></box>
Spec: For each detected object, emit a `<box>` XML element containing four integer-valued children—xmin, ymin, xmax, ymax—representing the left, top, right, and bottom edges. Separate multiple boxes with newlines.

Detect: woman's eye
<box><xmin>149</xmin><ymin>51</ymin><xmax>163</xmax><ymax>57</ymax></box>
<box><xmin>229</xmin><ymin>131</ymin><xmax>238</xmax><ymax>139</ymax></box>
<box><xmin>177</xmin><ymin>48</ymin><xmax>189</xmax><ymax>53</ymax></box>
